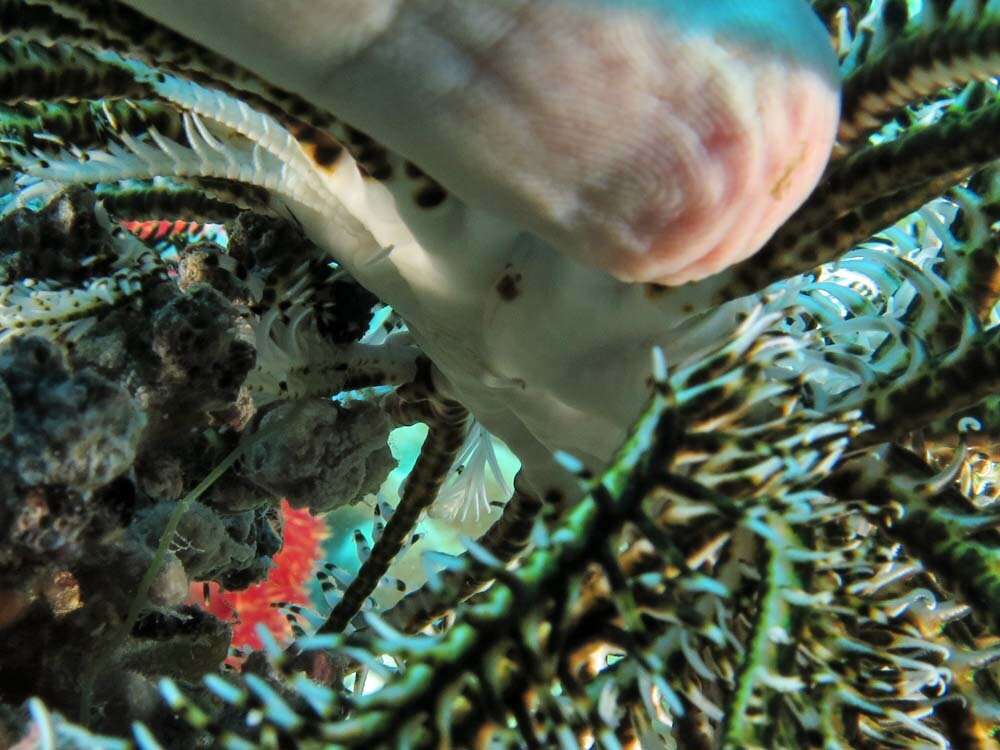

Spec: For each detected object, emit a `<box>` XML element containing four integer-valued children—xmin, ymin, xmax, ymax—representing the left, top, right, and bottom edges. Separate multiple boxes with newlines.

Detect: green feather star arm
<box><xmin>92</xmin><ymin>181</ymin><xmax>248</xmax><ymax>224</ymax></box>
<box><xmin>838</xmin><ymin>8</ymin><xmax>1000</xmax><ymax>151</ymax></box>
<box><xmin>753</xmin><ymin>93</ymin><xmax>1000</xmax><ymax>278</ymax></box>
<box><xmin>52</xmin><ymin>303</ymin><xmax>989</xmax><ymax>748</ymax></box>
<box><xmin>382</xmin><ymin>475</ymin><xmax>544</xmax><ymax>636</ymax></box>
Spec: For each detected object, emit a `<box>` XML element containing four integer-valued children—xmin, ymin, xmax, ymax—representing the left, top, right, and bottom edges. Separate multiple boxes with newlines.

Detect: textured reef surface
<box><xmin>1</xmin><ymin>1</ymin><xmax>1000</xmax><ymax>748</ymax></box>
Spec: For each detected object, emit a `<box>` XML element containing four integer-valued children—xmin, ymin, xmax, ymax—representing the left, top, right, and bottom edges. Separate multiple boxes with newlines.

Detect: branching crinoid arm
<box><xmin>247</xmin><ymin>332</ymin><xmax>421</xmax><ymax>406</ymax></box>
<box><xmin>0</xmin><ymin>39</ymin><xmax>149</xmax><ymax>106</ymax></box>
<box><xmin>0</xmin><ymin>12</ymin><xmax>386</xmax><ymax>260</ymax></box>
<box><xmin>0</xmin><ymin>98</ymin><xmax>271</xmax><ymax>222</ymax></box>
<box><xmin>748</xmin><ymin>85</ymin><xmax>1000</xmax><ymax>273</ymax></box>
<box><xmin>150</xmin><ymin>299</ymin><xmax>1000</xmax><ymax>748</ymax></box>
<box><xmin>9</xmin><ymin>108</ymin><xmax>322</xmax><ymax>213</ymax></box>
<box><xmin>823</xmin><ymin>445</ymin><xmax>1000</xmax><ymax>738</ymax></box>
<box><xmin>0</xmin><ymin>97</ymin><xmax>273</xmax><ymax>219</ymax></box>
<box><xmin>0</xmin><ymin>6</ymin><xmax>486</xmax><ymax>329</ymax></box>
<box><xmin>725</xmin><ymin>5</ymin><xmax>1000</xmax><ymax>298</ymax></box>
<box><xmin>0</xmin><ymin>0</ymin><xmax>90</xmax><ymax>45</ymax></box>
<box><xmin>0</xmin><ymin>17</ymin><xmax>437</xmax><ymax>411</ymax></box>
<box><xmin>95</xmin><ymin>180</ymin><xmax>252</xmax><ymax>223</ymax></box>
<box><xmin>1</xmin><ymin>77</ymin><xmax>292</xmax><ymax>206</ymax></box>
<box><xmin>0</xmin><ymin>28</ymin><xmax>425</xmax><ymax>397</ymax></box>
<box><xmin>827</xmin><ymin>445</ymin><xmax>1000</xmax><ymax>627</ymax></box>
<box><xmin>764</xmin><ymin>91</ymin><xmax>1000</xmax><ymax>255</ymax></box>
<box><xmin>759</xmin><ymin>158</ymin><xmax>1000</xmax><ymax>432</ymax></box>
<box><xmin>21</xmin><ymin>0</ymin><xmax>339</xmax><ymax>135</ymax></box>
<box><xmin>0</xmin><ymin>187</ymin><xmax>171</xmax><ymax>343</ymax></box>
<box><xmin>3</xmin><ymin>39</ymin><xmax>328</xmax><ymax>216</ymax></box>
<box><xmin>317</xmin><ymin>383</ymin><xmax>471</xmax><ymax>635</ymax></box>
<box><xmin>24</xmin><ymin>295</ymin><xmax>1000</xmax><ymax>747</ymax></box>
<box><xmin>1</xmin><ymin>98</ymin><xmax>180</xmax><ymax>162</ymax></box>
<box><xmin>775</xmin><ymin>166</ymin><xmax>976</xmax><ymax>268</ymax></box>
<box><xmin>26</xmin><ymin>0</ymin><xmax>424</xmax><ymax>236</ymax></box>
<box><xmin>845</xmin><ymin>310</ymin><xmax>1000</xmax><ymax>449</ymax></box>
<box><xmin>936</xmin><ymin>165</ymin><xmax>1000</xmax><ymax>322</ymax></box>
<box><xmin>0</xmin><ymin>256</ymin><xmax>163</xmax><ymax>343</ymax></box>
<box><xmin>141</xmin><ymin>311</ymin><xmax>855</xmax><ymax>747</ymax></box>
<box><xmin>27</xmin><ymin>0</ymin><xmax>459</xmax><ymax>224</ymax></box>
<box><xmin>317</xmin><ymin>471</ymin><xmax>542</xmax><ymax>686</ymax></box>
<box><xmin>0</xmin><ymin>95</ymin><xmax>276</xmax><ymax>222</ymax></box>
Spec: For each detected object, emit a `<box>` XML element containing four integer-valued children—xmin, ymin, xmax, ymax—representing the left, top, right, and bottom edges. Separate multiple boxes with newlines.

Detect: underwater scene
<box><xmin>0</xmin><ymin>0</ymin><xmax>999</xmax><ymax>747</ymax></box>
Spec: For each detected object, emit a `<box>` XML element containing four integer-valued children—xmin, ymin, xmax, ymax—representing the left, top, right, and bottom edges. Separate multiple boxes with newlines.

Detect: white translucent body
<box><xmin>118</xmin><ymin>0</ymin><xmax>840</xmax><ymax>499</ymax></box>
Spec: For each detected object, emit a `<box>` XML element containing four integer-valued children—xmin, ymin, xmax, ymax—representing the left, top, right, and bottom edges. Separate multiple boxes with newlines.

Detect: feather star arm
<box><xmin>116</xmin><ymin>0</ymin><xmax>840</xmax><ymax>286</ymax></box>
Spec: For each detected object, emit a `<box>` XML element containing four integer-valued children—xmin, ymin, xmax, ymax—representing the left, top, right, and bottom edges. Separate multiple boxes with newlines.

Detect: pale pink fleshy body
<box><xmin>117</xmin><ymin>0</ymin><xmax>842</xmax><ymax>499</ymax></box>
<box><xmin>317</xmin><ymin>1</ymin><xmax>841</xmax><ymax>287</ymax></box>
<box><xmin>121</xmin><ymin>0</ymin><xmax>840</xmax><ymax>285</ymax></box>
<box><xmin>637</xmin><ymin>50</ymin><xmax>842</xmax><ymax>285</ymax></box>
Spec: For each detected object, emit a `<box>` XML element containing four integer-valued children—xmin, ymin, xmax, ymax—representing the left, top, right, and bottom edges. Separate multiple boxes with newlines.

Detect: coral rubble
<box><xmin>0</xmin><ymin>185</ymin><xmax>384</xmax><ymax>743</ymax></box>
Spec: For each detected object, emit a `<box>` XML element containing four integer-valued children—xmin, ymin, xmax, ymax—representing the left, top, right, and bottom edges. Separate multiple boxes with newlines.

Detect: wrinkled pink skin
<box><xmin>310</xmin><ymin>0</ymin><xmax>841</xmax><ymax>287</ymax></box>
<box><xmin>120</xmin><ymin>0</ymin><xmax>840</xmax><ymax>498</ymax></box>
<box><xmin>121</xmin><ymin>0</ymin><xmax>840</xmax><ymax>286</ymax></box>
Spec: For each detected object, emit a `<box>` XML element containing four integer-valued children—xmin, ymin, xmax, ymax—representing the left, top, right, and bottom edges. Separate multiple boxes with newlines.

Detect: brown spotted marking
<box><xmin>318</xmin><ymin>391</ymin><xmax>470</xmax><ymax>634</ymax></box>
<box><xmin>356</xmin><ymin>143</ymin><xmax>392</xmax><ymax>181</ymax></box>
<box><xmin>289</xmin><ymin>122</ymin><xmax>347</xmax><ymax>172</ymax></box>
<box><xmin>415</xmin><ymin>182</ymin><xmax>447</xmax><ymax>209</ymax></box>
<box><xmin>404</xmin><ymin>160</ymin><xmax>425</xmax><ymax>179</ymax></box>
<box><xmin>644</xmin><ymin>283</ymin><xmax>669</xmax><ymax>299</ymax></box>
<box><xmin>496</xmin><ymin>269</ymin><xmax>523</xmax><ymax>301</ymax></box>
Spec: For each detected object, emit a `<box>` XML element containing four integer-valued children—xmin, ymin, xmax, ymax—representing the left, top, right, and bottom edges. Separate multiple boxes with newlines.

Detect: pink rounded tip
<box><xmin>606</xmin><ymin>61</ymin><xmax>841</xmax><ymax>286</ymax></box>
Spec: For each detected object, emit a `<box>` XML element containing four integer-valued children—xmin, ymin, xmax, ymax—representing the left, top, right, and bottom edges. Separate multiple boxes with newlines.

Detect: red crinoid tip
<box><xmin>188</xmin><ymin>500</ymin><xmax>328</xmax><ymax>665</ymax></box>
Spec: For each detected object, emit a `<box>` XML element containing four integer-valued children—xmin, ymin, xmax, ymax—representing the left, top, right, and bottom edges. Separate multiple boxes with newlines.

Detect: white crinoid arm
<box><xmin>8</xmin><ymin>57</ymin><xmax>398</xmax><ymax>299</ymax></box>
<box><xmin>430</xmin><ymin>421</ymin><xmax>513</xmax><ymax>524</ymax></box>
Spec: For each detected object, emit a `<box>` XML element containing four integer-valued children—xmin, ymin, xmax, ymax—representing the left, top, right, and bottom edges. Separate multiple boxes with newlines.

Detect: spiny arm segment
<box><xmin>837</xmin><ymin>5</ymin><xmax>1000</xmax><ymax>151</ymax></box>
<box><xmin>723</xmin><ymin>3</ymin><xmax>1000</xmax><ymax>299</ymax></box>
<box><xmin>319</xmin><ymin>387</ymin><xmax>471</xmax><ymax>634</ymax></box>
<box><xmin>382</xmin><ymin>473</ymin><xmax>543</xmax><ymax>634</ymax></box>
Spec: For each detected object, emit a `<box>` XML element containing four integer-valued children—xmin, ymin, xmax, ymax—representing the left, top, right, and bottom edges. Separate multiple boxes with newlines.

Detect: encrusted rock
<box><xmin>0</xmin><ymin>337</ymin><xmax>145</xmax><ymax>492</ymax></box>
<box><xmin>150</xmin><ymin>284</ymin><xmax>256</xmax><ymax>413</ymax></box>
<box><xmin>129</xmin><ymin>501</ymin><xmax>279</xmax><ymax>587</ymax></box>
<box><xmin>238</xmin><ymin>398</ymin><xmax>395</xmax><ymax>514</ymax></box>
<box><xmin>0</xmin><ymin>187</ymin><xmax>109</xmax><ymax>284</ymax></box>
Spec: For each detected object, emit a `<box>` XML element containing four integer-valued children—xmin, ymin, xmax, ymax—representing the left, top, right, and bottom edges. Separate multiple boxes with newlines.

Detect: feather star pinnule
<box><xmin>116</xmin><ymin>0</ymin><xmax>840</xmax><ymax>502</ymax></box>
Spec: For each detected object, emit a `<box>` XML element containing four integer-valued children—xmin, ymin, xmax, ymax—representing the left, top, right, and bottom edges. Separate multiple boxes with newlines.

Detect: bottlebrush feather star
<box><xmin>4</xmin><ymin>0</ymin><xmax>1000</xmax><ymax>748</ymax></box>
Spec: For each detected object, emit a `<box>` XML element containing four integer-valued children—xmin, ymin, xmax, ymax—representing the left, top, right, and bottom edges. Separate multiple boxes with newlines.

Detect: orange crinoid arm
<box><xmin>189</xmin><ymin>500</ymin><xmax>327</xmax><ymax>661</ymax></box>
